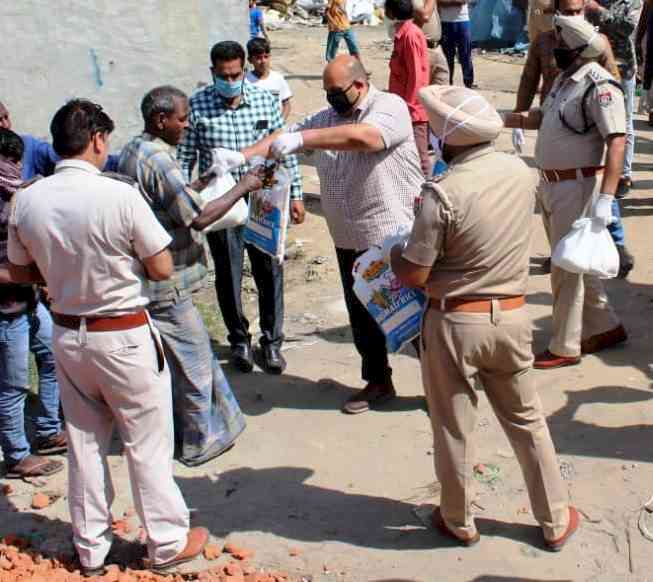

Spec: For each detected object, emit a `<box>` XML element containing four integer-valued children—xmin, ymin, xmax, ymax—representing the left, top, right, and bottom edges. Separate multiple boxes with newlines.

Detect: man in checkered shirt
<box><xmin>178</xmin><ymin>41</ymin><xmax>304</xmax><ymax>375</ymax></box>
<box><xmin>240</xmin><ymin>54</ymin><xmax>424</xmax><ymax>415</ymax></box>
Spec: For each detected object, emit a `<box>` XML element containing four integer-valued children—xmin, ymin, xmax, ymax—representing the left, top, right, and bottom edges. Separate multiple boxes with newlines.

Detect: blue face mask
<box><xmin>214</xmin><ymin>76</ymin><xmax>243</xmax><ymax>99</ymax></box>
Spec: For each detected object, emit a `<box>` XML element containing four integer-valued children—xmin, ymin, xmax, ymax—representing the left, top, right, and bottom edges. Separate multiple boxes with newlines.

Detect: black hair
<box><xmin>385</xmin><ymin>0</ymin><xmax>414</xmax><ymax>20</ymax></box>
<box><xmin>50</xmin><ymin>99</ymin><xmax>114</xmax><ymax>157</ymax></box>
<box><xmin>247</xmin><ymin>37</ymin><xmax>271</xmax><ymax>57</ymax></box>
<box><xmin>210</xmin><ymin>41</ymin><xmax>246</xmax><ymax>67</ymax></box>
<box><xmin>0</xmin><ymin>128</ymin><xmax>24</xmax><ymax>163</ymax></box>
<box><xmin>141</xmin><ymin>85</ymin><xmax>188</xmax><ymax>123</ymax></box>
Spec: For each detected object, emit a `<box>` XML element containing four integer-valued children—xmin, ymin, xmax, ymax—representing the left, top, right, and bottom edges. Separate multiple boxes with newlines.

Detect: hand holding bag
<box><xmin>199</xmin><ymin>173</ymin><xmax>248</xmax><ymax>233</ymax></box>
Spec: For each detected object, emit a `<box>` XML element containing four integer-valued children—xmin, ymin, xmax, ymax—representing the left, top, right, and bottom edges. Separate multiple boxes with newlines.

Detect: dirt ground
<box><xmin>6</xmin><ymin>24</ymin><xmax>653</xmax><ymax>582</ymax></box>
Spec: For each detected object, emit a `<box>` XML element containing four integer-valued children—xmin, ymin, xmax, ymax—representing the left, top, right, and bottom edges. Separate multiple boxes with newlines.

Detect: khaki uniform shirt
<box><xmin>8</xmin><ymin>160</ymin><xmax>171</xmax><ymax>317</ymax></box>
<box><xmin>535</xmin><ymin>62</ymin><xmax>627</xmax><ymax>170</ymax></box>
<box><xmin>413</xmin><ymin>0</ymin><xmax>442</xmax><ymax>43</ymax></box>
<box><xmin>403</xmin><ymin>145</ymin><xmax>538</xmax><ymax>299</ymax></box>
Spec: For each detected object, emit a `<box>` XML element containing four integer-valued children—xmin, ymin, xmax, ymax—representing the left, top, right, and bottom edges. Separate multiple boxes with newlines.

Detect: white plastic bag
<box><xmin>243</xmin><ymin>160</ymin><xmax>291</xmax><ymax>263</ymax></box>
<box><xmin>551</xmin><ymin>217</ymin><xmax>619</xmax><ymax>278</ymax></box>
<box><xmin>199</xmin><ymin>173</ymin><xmax>248</xmax><ymax>233</ymax></box>
<box><xmin>353</xmin><ymin>239</ymin><xmax>427</xmax><ymax>353</ymax></box>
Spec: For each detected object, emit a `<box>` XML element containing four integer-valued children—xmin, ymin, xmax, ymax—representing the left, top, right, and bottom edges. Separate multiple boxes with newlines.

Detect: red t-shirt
<box><xmin>389</xmin><ymin>20</ymin><xmax>429</xmax><ymax>123</ymax></box>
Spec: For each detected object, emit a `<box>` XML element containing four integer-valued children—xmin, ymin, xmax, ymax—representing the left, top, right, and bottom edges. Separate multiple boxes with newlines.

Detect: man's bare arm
<box><xmin>143</xmin><ymin>248</ymin><xmax>174</xmax><ymax>281</ymax></box>
<box><xmin>503</xmin><ymin>110</ymin><xmax>543</xmax><ymax>130</ymax></box>
<box><xmin>600</xmin><ymin>134</ymin><xmax>626</xmax><ymax>195</ymax></box>
<box><xmin>390</xmin><ymin>245</ymin><xmax>432</xmax><ymax>288</ymax></box>
<box><xmin>191</xmin><ymin>170</ymin><xmax>263</xmax><ymax>231</ymax></box>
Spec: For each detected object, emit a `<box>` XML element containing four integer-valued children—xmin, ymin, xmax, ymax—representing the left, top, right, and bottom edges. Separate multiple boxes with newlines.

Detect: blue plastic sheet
<box><xmin>471</xmin><ymin>0</ymin><xmax>527</xmax><ymax>48</ymax></box>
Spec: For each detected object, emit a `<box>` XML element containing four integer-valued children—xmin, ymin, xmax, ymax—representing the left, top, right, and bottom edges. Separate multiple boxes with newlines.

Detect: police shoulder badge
<box><xmin>598</xmin><ymin>89</ymin><xmax>613</xmax><ymax>107</ymax></box>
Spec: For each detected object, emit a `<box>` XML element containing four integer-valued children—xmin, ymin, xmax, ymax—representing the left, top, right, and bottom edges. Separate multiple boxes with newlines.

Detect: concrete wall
<box><xmin>1</xmin><ymin>0</ymin><xmax>249</xmax><ymax>147</ymax></box>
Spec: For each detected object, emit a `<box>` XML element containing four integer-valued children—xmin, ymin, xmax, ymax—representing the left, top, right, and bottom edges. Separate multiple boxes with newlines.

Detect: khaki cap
<box><xmin>418</xmin><ymin>85</ymin><xmax>503</xmax><ymax>146</ymax></box>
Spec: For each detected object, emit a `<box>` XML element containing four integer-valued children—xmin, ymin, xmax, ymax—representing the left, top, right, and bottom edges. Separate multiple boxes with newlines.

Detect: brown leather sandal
<box><xmin>544</xmin><ymin>506</ymin><xmax>580</xmax><ymax>552</ymax></box>
<box><xmin>431</xmin><ymin>507</ymin><xmax>480</xmax><ymax>546</ymax></box>
<box><xmin>149</xmin><ymin>527</ymin><xmax>209</xmax><ymax>572</ymax></box>
<box><xmin>34</xmin><ymin>432</ymin><xmax>68</xmax><ymax>455</ymax></box>
<box><xmin>5</xmin><ymin>454</ymin><xmax>64</xmax><ymax>479</ymax></box>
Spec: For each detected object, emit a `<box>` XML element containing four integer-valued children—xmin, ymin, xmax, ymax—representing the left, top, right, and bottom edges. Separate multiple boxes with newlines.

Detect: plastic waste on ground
<box><xmin>352</xmin><ymin>234</ymin><xmax>427</xmax><ymax>353</ymax></box>
<box><xmin>243</xmin><ymin>157</ymin><xmax>291</xmax><ymax>264</ymax></box>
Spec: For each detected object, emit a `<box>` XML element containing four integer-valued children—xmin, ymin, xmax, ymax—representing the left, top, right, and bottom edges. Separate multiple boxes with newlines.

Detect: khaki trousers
<box><xmin>537</xmin><ymin>176</ymin><xmax>621</xmax><ymax>357</ymax></box>
<box><xmin>53</xmin><ymin>318</ymin><xmax>189</xmax><ymax>569</ymax></box>
<box><xmin>420</xmin><ymin>305</ymin><xmax>568</xmax><ymax>540</ymax></box>
<box><xmin>428</xmin><ymin>46</ymin><xmax>450</xmax><ymax>86</ymax></box>
<box><xmin>413</xmin><ymin>122</ymin><xmax>432</xmax><ymax>178</ymax></box>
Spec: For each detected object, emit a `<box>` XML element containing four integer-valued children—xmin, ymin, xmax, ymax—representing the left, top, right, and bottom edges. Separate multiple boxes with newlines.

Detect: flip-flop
<box><xmin>34</xmin><ymin>432</ymin><xmax>68</xmax><ymax>456</ymax></box>
<box><xmin>5</xmin><ymin>455</ymin><xmax>64</xmax><ymax>479</ymax></box>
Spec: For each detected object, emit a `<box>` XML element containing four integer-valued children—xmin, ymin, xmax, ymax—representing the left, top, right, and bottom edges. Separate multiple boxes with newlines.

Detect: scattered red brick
<box><xmin>1</xmin><ymin>484</ymin><xmax>14</xmax><ymax>496</ymax></box>
<box><xmin>31</xmin><ymin>492</ymin><xmax>51</xmax><ymax>510</ymax></box>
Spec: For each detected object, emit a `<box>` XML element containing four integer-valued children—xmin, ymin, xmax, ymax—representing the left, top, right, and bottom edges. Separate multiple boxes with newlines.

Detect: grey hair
<box><xmin>141</xmin><ymin>85</ymin><xmax>187</xmax><ymax>123</ymax></box>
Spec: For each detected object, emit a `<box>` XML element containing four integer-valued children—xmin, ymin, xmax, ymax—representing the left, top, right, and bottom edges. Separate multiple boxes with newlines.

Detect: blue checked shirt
<box><xmin>177</xmin><ymin>82</ymin><xmax>303</xmax><ymax>200</ymax></box>
<box><xmin>118</xmin><ymin>133</ymin><xmax>208</xmax><ymax>303</ymax></box>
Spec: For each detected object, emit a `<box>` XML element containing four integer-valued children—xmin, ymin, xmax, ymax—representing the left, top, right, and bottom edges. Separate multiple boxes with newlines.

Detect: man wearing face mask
<box><xmin>243</xmin><ymin>55</ymin><xmax>424</xmax><ymax>414</ymax></box>
<box><xmin>178</xmin><ymin>41</ymin><xmax>304</xmax><ymax>376</ymax></box>
<box><xmin>512</xmin><ymin>0</ymin><xmax>634</xmax><ymax>280</ymax></box>
<box><xmin>390</xmin><ymin>85</ymin><xmax>577</xmax><ymax>551</ymax></box>
<box><xmin>504</xmin><ymin>15</ymin><xmax>627</xmax><ymax>369</ymax></box>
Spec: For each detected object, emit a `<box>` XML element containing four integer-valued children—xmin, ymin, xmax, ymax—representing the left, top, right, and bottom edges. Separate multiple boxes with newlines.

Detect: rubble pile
<box><xmin>0</xmin><ymin>537</ymin><xmax>294</xmax><ymax>582</ymax></box>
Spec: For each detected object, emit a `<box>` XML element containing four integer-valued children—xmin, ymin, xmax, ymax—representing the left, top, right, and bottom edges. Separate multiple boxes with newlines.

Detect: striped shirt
<box><xmin>177</xmin><ymin>82</ymin><xmax>303</xmax><ymax>200</ymax></box>
<box><xmin>292</xmin><ymin>86</ymin><xmax>423</xmax><ymax>250</ymax></box>
<box><xmin>118</xmin><ymin>133</ymin><xmax>208</xmax><ymax>303</ymax></box>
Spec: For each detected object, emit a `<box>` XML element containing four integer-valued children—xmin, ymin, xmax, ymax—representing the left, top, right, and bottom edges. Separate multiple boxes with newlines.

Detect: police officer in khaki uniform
<box><xmin>505</xmin><ymin>15</ymin><xmax>627</xmax><ymax>369</ymax></box>
<box><xmin>391</xmin><ymin>85</ymin><xmax>578</xmax><ymax>550</ymax></box>
<box><xmin>528</xmin><ymin>0</ymin><xmax>555</xmax><ymax>42</ymax></box>
<box><xmin>413</xmin><ymin>0</ymin><xmax>450</xmax><ymax>84</ymax></box>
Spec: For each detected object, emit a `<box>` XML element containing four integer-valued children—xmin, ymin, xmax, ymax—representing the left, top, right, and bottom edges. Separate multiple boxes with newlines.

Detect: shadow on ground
<box><xmin>178</xmin><ymin>467</ymin><xmax>554</xmax><ymax>552</ymax></box>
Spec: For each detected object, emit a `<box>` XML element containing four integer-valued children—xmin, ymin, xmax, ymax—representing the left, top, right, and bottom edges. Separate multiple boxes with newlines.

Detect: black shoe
<box><xmin>261</xmin><ymin>344</ymin><xmax>286</xmax><ymax>375</ymax></box>
<box><xmin>617</xmin><ymin>245</ymin><xmax>634</xmax><ymax>279</ymax></box>
<box><xmin>542</xmin><ymin>257</ymin><xmax>552</xmax><ymax>274</ymax></box>
<box><xmin>80</xmin><ymin>564</ymin><xmax>106</xmax><ymax>578</ymax></box>
<box><xmin>232</xmin><ymin>343</ymin><xmax>254</xmax><ymax>373</ymax></box>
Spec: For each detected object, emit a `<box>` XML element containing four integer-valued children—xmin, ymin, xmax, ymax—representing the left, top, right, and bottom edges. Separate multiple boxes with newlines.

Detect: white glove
<box><xmin>592</xmin><ymin>194</ymin><xmax>615</xmax><ymax>227</ymax></box>
<box><xmin>512</xmin><ymin>128</ymin><xmax>525</xmax><ymax>154</ymax></box>
<box><xmin>210</xmin><ymin>148</ymin><xmax>246</xmax><ymax>177</ymax></box>
<box><xmin>270</xmin><ymin>132</ymin><xmax>304</xmax><ymax>159</ymax></box>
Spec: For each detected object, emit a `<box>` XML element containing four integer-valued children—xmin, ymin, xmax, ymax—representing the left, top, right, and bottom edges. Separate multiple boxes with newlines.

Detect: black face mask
<box><xmin>553</xmin><ymin>45</ymin><xmax>586</xmax><ymax>71</ymax></box>
<box><xmin>326</xmin><ymin>82</ymin><xmax>360</xmax><ymax>116</ymax></box>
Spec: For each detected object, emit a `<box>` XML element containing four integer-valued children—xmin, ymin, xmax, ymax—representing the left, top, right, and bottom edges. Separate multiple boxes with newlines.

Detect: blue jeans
<box><xmin>148</xmin><ymin>296</ymin><xmax>246</xmax><ymax>466</ymax></box>
<box><xmin>326</xmin><ymin>29</ymin><xmax>360</xmax><ymax>61</ymax></box>
<box><xmin>622</xmin><ymin>73</ymin><xmax>635</xmax><ymax>179</ymax></box>
<box><xmin>0</xmin><ymin>303</ymin><xmax>61</xmax><ymax>465</ymax></box>
<box><xmin>608</xmin><ymin>199</ymin><xmax>625</xmax><ymax>247</ymax></box>
<box><xmin>441</xmin><ymin>21</ymin><xmax>474</xmax><ymax>87</ymax></box>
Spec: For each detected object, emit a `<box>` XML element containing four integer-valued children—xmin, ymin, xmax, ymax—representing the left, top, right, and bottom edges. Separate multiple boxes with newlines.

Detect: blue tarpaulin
<box><xmin>470</xmin><ymin>0</ymin><xmax>528</xmax><ymax>48</ymax></box>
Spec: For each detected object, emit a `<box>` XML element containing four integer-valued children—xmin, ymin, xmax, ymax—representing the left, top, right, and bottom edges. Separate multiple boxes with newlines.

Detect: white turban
<box><xmin>554</xmin><ymin>14</ymin><xmax>606</xmax><ymax>59</ymax></box>
<box><xmin>418</xmin><ymin>85</ymin><xmax>503</xmax><ymax>146</ymax></box>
